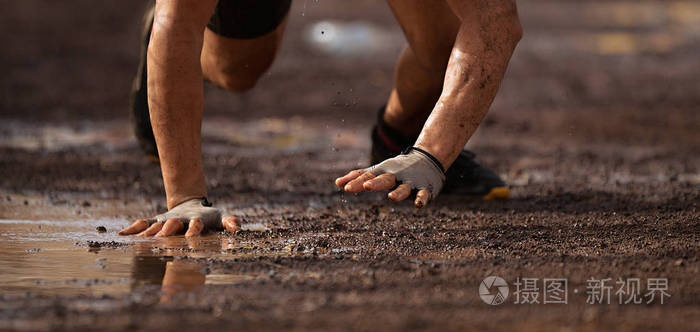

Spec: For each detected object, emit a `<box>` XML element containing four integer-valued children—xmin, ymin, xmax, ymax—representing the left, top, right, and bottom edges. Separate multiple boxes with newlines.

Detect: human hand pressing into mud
<box><xmin>118</xmin><ymin>198</ymin><xmax>241</xmax><ymax>237</ymax></box>
<box><xmin>335</xmin><ymin>147</ymin><xmax>446</xmax><ymax>208</ymax></box>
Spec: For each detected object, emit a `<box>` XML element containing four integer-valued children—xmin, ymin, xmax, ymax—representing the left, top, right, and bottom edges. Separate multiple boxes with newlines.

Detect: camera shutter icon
<box><xmin>479</xmin><ymin>276</ymin><xmax>509</xmax><ymax>305</ymax></box>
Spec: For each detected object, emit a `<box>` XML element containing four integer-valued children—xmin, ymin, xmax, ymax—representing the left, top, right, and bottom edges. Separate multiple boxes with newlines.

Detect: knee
<box><xmin>214</xmin><ymin>72</ymin><xmax>261</xmax><ymax>92</ymax></box>
<box><xmin>201</xmin><ymin>29</ymin><xmax>280</xmax><ymax>93</ymax></box>
<box><xmin>204</xmin><ymin>58</ymin><xmax>270</xmax><ymax>92</ymax></box>
<box><xmin>203</xmin><ymin>53</ymin><xmax>276</xmax><ymax>93</ymax></box>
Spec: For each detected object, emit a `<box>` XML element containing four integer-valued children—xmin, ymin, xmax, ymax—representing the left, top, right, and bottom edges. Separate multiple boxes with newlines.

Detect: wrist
<box><xmin>167</xmin><ymin>194</ymin><xmax>208</xmax><ymax>210</ymax></box>
<box><xmin>406</xmin><ymin>146</ymin><xmax>445</xmax><ymax>174</ymax></box>
<box><xmin>414</xmin><ymin>143</ymin><xmax>458</xmax><ymax>170</ymax></box>
<box><xmin>163</xmin><ymin>171</ymin><xmax>207</xmax><ymax>209</ymax></box>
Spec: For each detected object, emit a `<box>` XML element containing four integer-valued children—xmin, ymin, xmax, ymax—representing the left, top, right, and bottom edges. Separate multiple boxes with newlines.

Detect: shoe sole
<box><xmin>482</xmin><ymin>186</ymin><xmax>510</xmax><ymax>200</ymax></box>
<box><xmin>147</xmin><ymin>154</ymin><xmax>160</xmax><ymax>163</ymax></box>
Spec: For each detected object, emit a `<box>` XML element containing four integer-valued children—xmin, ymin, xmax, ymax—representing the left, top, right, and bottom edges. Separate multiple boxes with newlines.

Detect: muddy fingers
<box><xmin>222</xmin><ymin>216</ymin><xmax>241</xmax><ymax>233</ymax></box>
<box><xmin>118</xmin><ymin>219</ymin><xmax>151</xmax><ymax>235</ymax></box>
<box><xmin>137</xmin><ymin>221</ymin><xmax>164</xmax><ymax>237</ymax></box>
<box><xmin>363</xmin><ymin>173</ymin><xmax>397</xmax><ymax>191</ymax></box>
<box><xmin>120</xmin><ymin>198</ymin><xmax>241</xmax><ymax>237</ymax></box>
<box><xmin>414</xmin><ymin>189</ymin><xmax>431</xmax><ymax>208</ymax></box>
<box><xmin>343</xmin><ymin>172</ymin><xmax>377</xmax><ymax>193</ymax></box>
<box><xmin>339</xmin><ymin>147</ymin><xmax>445</xmax><ymax>207</ymax></box>
<box><xmin>335</xmin><ymin>169</ymin><xmax>365</xmax><ymax>188</ymax></box>
<box><xmin>388</xmin><ymin>183</ymin><xmax>412</xmax><ymax>201</ymax></box>
<box><xmin>155</xmin><ymin>219</ymin><xmax>184</xmax><ymax>237</ymax></box>
<box><xmin>185</xmin><ymin>218</ymin><xmax>204</xmax><ymax>237</ymax></box>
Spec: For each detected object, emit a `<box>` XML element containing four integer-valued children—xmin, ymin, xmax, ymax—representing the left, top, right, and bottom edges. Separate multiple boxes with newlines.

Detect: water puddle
<box><xmin>0</xmin><ymin>219</ymin><xmax>276</xmax><ymax>299</ymax></box>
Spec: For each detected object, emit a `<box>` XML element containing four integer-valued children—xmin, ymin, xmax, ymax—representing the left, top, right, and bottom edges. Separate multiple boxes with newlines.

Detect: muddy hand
<box><xmin>118</xmin><ymin>198</ymin><xmax>241</xmax><ymax>237</ymax></box>
<box><xmin>335</xmin><ymin>147</ymin><xmax>445</xmax><ymax>208</ymax></box>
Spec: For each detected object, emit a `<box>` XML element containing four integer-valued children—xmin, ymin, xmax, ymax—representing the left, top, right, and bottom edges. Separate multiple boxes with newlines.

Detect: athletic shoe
<box><xmin>130</xmin><ymin>1</ymin><xmax>159</xmax><ymax>162</ymax></box>
<box><xmin>370</xmin><ymin>106</ymin><xmax>509</xmax><ymax>200</ymax></box>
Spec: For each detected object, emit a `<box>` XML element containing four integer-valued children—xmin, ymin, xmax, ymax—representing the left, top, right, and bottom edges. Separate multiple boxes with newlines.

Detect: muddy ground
<box><xmin>1</xmin><ymin>0</ymin><xmax>699</xmax><ymax>331</ymax></box>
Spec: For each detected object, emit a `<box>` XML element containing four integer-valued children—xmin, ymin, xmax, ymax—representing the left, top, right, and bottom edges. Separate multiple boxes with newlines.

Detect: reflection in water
<box><xmin>129</xmin><ymin>257</ymin><xmax>208</xmax><ymax>301</ymax></box>
<box><xmin>160</xmin><ymin>261</ymin><xmax>206</xmax><ymax>302</ymax></box>
<box><xmin>129</xmin><ymin>239</ymin><xmax>212</xmax><ymax>302</ymax></box>
<box><xmin>0</xmin><ymin>214</ymin><xmax>342</xmax><ymax>300</ymax></box>
<box><xmin>0</xmin><ymin>219</ymin><xmax>225</xmax><ymax>298</ymax></box>
<box><xmin>0</xmin><ymin>218</ymin><xmax>280</xmax><ymax>299</ymax></box>
<box><xmin>130</xmin><ymin>256</ymin><xmax>168</xmax><ymax>288</ymax></box>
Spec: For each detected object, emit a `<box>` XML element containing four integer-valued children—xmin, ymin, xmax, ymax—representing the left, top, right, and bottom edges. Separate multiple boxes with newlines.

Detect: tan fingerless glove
<box><xmin>155</xmin><ymin>198</ymin><xmax>223</xmax><ymax>230</ymax></box>
<box><xmin>365</xmin><ymin>147</ymin><xmax>446</xmax><ymax>201</ymax></box>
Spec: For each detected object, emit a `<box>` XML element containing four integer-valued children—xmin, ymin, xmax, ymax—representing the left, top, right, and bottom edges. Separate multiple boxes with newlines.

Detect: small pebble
<box><xmin>96</xmin><ymin>226</ymin><xmax>107</xmax><ymax>233</ymax></box>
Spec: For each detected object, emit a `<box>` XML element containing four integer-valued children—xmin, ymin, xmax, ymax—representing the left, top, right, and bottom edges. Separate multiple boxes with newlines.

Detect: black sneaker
<box><xmin>130</xmin><ymin>1</ymin><xmax>159</xmax><ymax>162</ymax></box>
<box><xmin>370</xmin><ymin>106</ymin><xmax>509</xmax><ymax>200</ymax></box>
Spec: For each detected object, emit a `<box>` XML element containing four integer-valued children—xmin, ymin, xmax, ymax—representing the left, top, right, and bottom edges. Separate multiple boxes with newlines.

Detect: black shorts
<box><xmin>207</xmin><ymin>0</ymin><xmax>292</xmax><ymax>39</ymax></box>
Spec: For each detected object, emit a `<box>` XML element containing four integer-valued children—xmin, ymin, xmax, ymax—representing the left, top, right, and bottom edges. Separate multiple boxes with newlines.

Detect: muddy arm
<box><xmin>414</xmin><ymin>0</ymin><xmax>522</xmax><ymax>169</ymax></box>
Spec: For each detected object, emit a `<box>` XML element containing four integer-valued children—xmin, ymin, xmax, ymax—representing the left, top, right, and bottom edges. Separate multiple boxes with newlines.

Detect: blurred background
<box><xmin>0</xmin><ymin>0</ymin><xmax>698</xmax><ymax>202</ymax></box>
<box><xmin>2</xmin><ymin>0</ymin><xmax>699</xmax><ymax>123</ymax></box>
<box><xmin>0</xmin><ymin>0</ymin><xmax>700</xmax><ymax>121</ymax></box>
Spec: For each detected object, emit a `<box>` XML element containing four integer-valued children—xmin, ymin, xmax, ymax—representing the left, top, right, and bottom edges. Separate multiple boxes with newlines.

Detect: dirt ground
<box><xmin>1</xmin><ymin>0</ymin><xmax>699</xmax><ymax>331</ymax></box>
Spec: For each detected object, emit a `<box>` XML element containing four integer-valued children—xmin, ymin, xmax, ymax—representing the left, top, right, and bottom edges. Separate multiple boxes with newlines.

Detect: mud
<box><xmin>1</xmin><ymin>0</ymin><xmax>699</xmax><ymax>331</ymax></box>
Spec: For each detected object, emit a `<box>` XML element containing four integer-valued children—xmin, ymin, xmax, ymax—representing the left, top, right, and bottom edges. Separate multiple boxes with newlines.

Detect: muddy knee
<box><xmin>202</xmin><ymin>29</ymin><xmax>286</xmax><ymax>92</ymax></box>
<box><xmin>212</xmin><ymin>74</ymin><xmax>260</xmax><ymax>93</ymax></box>
<box><xmin>203</xmin><ymin>60</ymin><xmax>264</xmax><ymax>92</ymax></box>
<box><xmin>200</xmin><ymin>0</ymin><xmax>290</xmax><ymax>92</ymax></box>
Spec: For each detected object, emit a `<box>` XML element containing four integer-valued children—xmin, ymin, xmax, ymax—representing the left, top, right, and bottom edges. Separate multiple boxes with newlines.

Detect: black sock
<box><xmin>374</xmin><ymin>106</ymin><xmax>417</xmax><ymax>154</ymax></box>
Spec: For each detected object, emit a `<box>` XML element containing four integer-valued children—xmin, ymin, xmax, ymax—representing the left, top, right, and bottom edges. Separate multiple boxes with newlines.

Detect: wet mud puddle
<box><xmin>0</xmin><ymin>219</ymin><xmax>272</xmax><ymax>298</ymax></box>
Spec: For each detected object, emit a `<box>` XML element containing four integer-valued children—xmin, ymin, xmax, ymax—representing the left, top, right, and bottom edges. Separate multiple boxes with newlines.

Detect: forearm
<box><xmin>415</xmin><ymin>0</ymin><xmax>521</xmax><ymax>169</ymax></box>
<box><xmin>148</xmin><ymin>1</ymin><xmax>216</xmax><ymax>209</ymax></box>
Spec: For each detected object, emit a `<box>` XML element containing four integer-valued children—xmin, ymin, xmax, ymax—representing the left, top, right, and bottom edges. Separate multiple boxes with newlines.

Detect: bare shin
<box><xmin>384</xmin><ymin>0</ymin><xmax>460</xmax><ymax>139</ymax></box>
